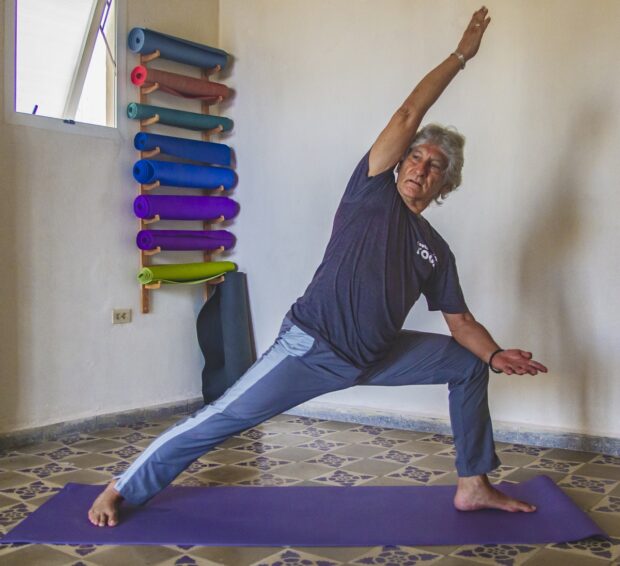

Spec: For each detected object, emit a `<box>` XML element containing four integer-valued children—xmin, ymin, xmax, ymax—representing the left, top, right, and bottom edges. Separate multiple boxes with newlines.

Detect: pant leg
<box><xmin>115</xmin><ymin>318</ymin><xmax>359</xmax><ymax>505</ymax></box>
<box><xmin>356</xmin><ymin>330</ymin><xmax>501</xmax><ymax>477</ymax></box>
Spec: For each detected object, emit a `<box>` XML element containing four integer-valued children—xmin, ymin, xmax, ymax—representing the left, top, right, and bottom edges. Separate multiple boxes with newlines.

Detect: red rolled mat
<box><xmin>131</xmin><ymin>65</ymin><xmax>230</xmax><ymax>101</ymax></box>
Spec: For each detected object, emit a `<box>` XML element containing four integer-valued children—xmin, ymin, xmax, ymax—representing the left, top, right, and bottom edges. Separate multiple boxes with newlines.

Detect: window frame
<box><xmin>3</xmin><ymin>0</ymin><xmax>127</xmax><ymax>140</ymax></box>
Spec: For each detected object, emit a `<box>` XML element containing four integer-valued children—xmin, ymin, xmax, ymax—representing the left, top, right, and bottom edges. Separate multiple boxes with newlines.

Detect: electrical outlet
<box><xmin>112</xmin><ymin>309</ymin><xmax>132</xmax><ymax>324</ymax></box>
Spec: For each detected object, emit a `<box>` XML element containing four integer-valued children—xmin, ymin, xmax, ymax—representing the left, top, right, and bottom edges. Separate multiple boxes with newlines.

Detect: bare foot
<box><xmin>454</xmin><ymin>474</ymin><xmax>536</xmax><ymax>512</ymax></box>
<box><xmin>88</xmin><ymin>480</ymin><xmax>124</xmax><ymax>527</ymax></box>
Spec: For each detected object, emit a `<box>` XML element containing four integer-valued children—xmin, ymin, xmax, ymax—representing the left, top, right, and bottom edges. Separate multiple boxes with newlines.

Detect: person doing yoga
<box><xmin>89</xmin><ymin>6</ymin><xmax>548</xmax><ymax>527</ymax></box>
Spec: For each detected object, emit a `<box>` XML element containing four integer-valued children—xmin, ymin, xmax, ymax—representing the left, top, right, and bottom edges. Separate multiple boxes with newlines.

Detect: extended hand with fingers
<box><xmin>490</xmin><ymin>349</ymin><xmax>548</xmax><ymax>376</ymax></box>
<box><xmin>456</xmin><ymin>6</ymin><xmax>491</xmax><ymax>62</ymax></box>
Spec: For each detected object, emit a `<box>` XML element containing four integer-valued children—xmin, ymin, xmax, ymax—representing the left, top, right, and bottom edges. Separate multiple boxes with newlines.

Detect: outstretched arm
<box><xmin>443</xmin><ymin>312</ymin><xmax>548</xmax><ymax>375</ymax></box>
<box><xmin>368</xmin><ymin>6</ymin><xmax>491</xmax><ymax>176</ymax></box>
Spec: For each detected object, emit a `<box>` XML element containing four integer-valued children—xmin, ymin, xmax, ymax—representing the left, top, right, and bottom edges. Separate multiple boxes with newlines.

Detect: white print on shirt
<box><xmin>416</xmin><ymin>241</ymin><xmax>437</xmax><ymax>268</ymax></box>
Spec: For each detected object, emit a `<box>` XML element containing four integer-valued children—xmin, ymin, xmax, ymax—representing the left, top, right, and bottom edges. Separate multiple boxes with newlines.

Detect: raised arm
<box><xmin>368</xmin><ymin>6</ymin><xmax>491</xmax><ymax>176</ymax></box>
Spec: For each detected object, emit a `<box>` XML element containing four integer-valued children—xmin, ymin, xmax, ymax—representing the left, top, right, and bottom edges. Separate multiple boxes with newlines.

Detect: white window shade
<box><xmin>15</xmin><ymin>0</ymin><xmax>116</xmax><ymax>127</ymax></box>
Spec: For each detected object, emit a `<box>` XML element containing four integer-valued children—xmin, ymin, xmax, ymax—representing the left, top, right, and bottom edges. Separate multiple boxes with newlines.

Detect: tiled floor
<box><xmin>0</xmin><ymin>413</ymin><xmax>619</xmax><ymax>565</ymax></box>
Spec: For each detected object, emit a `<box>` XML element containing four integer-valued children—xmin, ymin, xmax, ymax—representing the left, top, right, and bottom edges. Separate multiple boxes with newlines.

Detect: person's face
<box><xmin>396</xmin><ymin>144</ymin><xmax>448</xmax><ymax>211</ymax></box>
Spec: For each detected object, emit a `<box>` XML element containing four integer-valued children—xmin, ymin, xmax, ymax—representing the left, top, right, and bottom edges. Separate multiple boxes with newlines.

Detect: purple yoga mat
<box><xmin>0</xmin><ymin>476</ymin><xmax>606</xmax><ymax>547</ymax></box>
<box><xmin>133</xmin><ymin>195</ymin><xmax>239</xmax><ymax>221</ymax></box>
<box><xmin>136</xmin><ymin>229</ymin><xmax>236</xmax><ymax>251</ymax></box>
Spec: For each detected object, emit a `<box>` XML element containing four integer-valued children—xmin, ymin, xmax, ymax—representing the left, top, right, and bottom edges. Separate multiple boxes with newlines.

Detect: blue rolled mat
<box><xmin>128</xmin><ymin>28</ymin><xmax>228</xmax><ymax>69</ymax></box>
<box><xmin>197</xmin><ymin>271</ymin><xmax>256</xmax><ymax>404</ymax></box>
<box><xmin>134</xmin><ymin>133</ymin><xmax>232</xmax><ymax>166</ymax></box>
<box><xmin>133</xmin><ymin>159</ymin><xmax>237</xmax><ymax>190</ymax></box>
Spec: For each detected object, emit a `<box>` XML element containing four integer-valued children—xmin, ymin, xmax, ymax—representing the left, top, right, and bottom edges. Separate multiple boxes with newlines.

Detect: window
<box><xmin>13</xmin><ymin>0</ymin><xmax>116</xmax><ymax>128</ymax></box>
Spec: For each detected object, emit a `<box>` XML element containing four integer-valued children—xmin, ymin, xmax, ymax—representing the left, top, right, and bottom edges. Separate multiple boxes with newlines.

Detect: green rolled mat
<box><xmin>138</xmin><ymin>261</ymin><xmax>237</xmax><ymax>285</ymax></box>
<box><xmin>127</xmin><ymin>102</ymin><xmax>233</xmax><ymax>132</ymax></box>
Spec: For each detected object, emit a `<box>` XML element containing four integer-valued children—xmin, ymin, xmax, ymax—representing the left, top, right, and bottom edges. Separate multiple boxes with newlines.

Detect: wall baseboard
<box><xmin>285</xmin><ymin>401</ymin><xmax>620</xmax><ymax>457</ymax></box>
<box><xmin>0</xmin><ymin>398</ymin><xmax>204</xmax><ymax>451</ymax></box>
<box><xmin>1</xmin><ymin>398</ymin><xmax>618</xmax><ymax>457</ymax></box>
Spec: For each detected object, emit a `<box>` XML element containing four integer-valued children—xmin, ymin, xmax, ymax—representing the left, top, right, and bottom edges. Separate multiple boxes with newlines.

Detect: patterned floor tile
<box><xmin>573</xmin><ymin>463</ymin><xmax>620</xmax><ymax>482</ymax></box>
<box><xmin>1</xmin><ymin>413</ymin><xmax>619</xmax><ymax>565</ymax></box>
<box><xmin>452</xmin><ymin>543</ymin><xmax>538</xmax><ymax>565</ymax></box>
<box><xmin>499</xmin><ymin>444</ymin><xmax>550</xmax><ymax>458</ymax></box>
<box><xmin>312</xmin><ymin>468</ymin><xmax>376</xmax><ymax>486</ymax></box>
<box><xmin>385</xmin><ymin>465</ymin><xmax>450</xmax><ymax>484</ymax></box>
<box><xmin>524</xmin><ymin>457</ymin><xmax>584</xmax><ymax>475</ymax></box>
<box><xmin>250</xmin><ymin>547</ymin><xmax>343</xmax><ymax>566</ymax></box>
<box><xmin>558</xmin><ymin>474</ymin><xmax>618</xmax><ymax>495</ymax></box>
<box><xmin>349</xmin><ymin>545</ymin><xmax>442</xmax><ymax>565</ymax></box>
<box><xmin>547</xmin><ymin>536</ymin><xmax>620</xmax><ymax>562</ymax></box>
<box><xmin>370</xmin><ymin>448</ymin><xmax>427</xmax><ymax>465</ymax></box>
<box><xmin>542</xmin><ymin>448</ymin><xmax>598</xmax><ymax>463</ymax></box>
<box><xmin>589</xmin><ymin>454</ymin><xmax>620</xmax><ymax>467</ymax></box>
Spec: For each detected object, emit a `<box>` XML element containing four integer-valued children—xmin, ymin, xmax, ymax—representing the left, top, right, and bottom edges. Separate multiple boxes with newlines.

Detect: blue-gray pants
<box><xmin>116</xmin><ymin>317</ymin><xmax>501</xmax><ymax>504</ymax></box>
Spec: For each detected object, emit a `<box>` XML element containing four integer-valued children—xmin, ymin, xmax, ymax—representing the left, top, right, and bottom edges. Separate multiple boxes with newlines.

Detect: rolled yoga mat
<box><xmin>133</xmin><ymin>159</ymin><xmax>237</xmax><ymax>190</ymax></box>
<box><xmin>137</xmin><ymin>261</ymin><xmax>237</xmax><ymax>285</ymax></box>
<box><xmin>128</xmin><ymin>27</ymin><xmax>228</xmax><ymax>70</ymax></box>
<box><xmin>137</xmin><ymin>229</ymin><xmax>236</xmax><ymax>251</ymax></box>
<box><xmin>0</xmin><ymin>476</ymin><xmax>606</xmax><ymax>546</ymax></box>
<box><xmin>131</xmin><ymin>65</ymin><xmax>230</xmax><ymax>101</ymax></box>
<box><xmin>197</xmin><ymin>271</ymin><xmax>256</xmax><ymax>404</ymax></box>
<box><xmin>134</xmin><ymin>133</ymin><xmax>232</xmax><ymax>166</ymax></box>
<box><xmin>133</xmin><ymin>195</ymin><xmax>239</xmax><ymax>221</ymax></box>
<box><xmin>127</xmin><ymin>102</ymin><xmax>233</xmax><ymax>132</ymax></box>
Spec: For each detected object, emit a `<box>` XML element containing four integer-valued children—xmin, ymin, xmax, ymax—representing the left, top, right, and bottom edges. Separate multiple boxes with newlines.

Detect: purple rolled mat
<box><xmin>136</xmin><ymin>230</ymin><xmax>236</xmax><ymax>251</ymax></box>
<box><xmin>133</xmin><ymin>195</ymin><xmax>239</xmax><ymax>221</ymax></box>
<box><xmin>0</xmin><ymin>476</ymin><xmax>607</xmax><ymax>547</ymax></box>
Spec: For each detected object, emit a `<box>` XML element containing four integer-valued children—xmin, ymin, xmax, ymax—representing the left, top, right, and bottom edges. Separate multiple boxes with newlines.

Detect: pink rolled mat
<box><xmin>131</xmin><ymin>65</ymin><xmax>230</xmax><ymax>101</ymax></box>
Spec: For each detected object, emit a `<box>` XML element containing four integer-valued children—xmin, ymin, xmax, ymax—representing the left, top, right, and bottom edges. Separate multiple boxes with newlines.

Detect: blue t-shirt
<box><xmin>290</xmin><ymin>150</ymin><xmax>468</xmax><ymax>368</ymax></box>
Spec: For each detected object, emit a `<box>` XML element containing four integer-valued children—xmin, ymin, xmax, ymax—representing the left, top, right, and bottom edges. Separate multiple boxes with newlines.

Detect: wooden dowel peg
<box><xmin>207</xmin><ymin>275</ymin><xmax>225</xmax><ymax>286</ymax></box>
<box><xmin>208</xmin><ymin>185</ymin><xmax>225</xmax><ymax>194</ymax></box>
<box><xmin>207</xmin><ymin>215</ymin><xmax>225</xmax><ymax>224</ymax></box>
<box><xmin>210</xmin><ymin>246</ymin><xmax>225</xmax><ymax>255</ymax></box>
<box><xmin>205</xmin><ymin>64</ymin><xmax>221</xmax><ymax>76</ymax></box>
<box><xmin>145</xmin><ymin>281</ymin><xmax>162</xmax><ymax>289</ymax></box>
<box><xmin>141</xmin><ymin>50</ymin><xmax>161</xmax><ymax>63</ymax></box>
<box><xmin>143</xmin><ymin>214</ymin><xmax>161</xmax><ymax>225</ymax></box>
<box><xmin>142</xmin><ymin>147</ymin><xmax>161</xmax><ymax>158</ymax></box>
<box><xmin>142</xmin><ymin>180</ymin><xmax>161</xmax><ymax>191</ymax></box>
<box><xmin>144</xmin><ymin>246</ymin><xmax>162</xmax><ymax>256</ymax></box>
<box><xmin>141</xmin><ymin>82</ymin><xmax>160</xmax><ymax>95</ymax></box>
<box><xmin>141</xmin><ymin>114</ymin><xmax>160</xmax><ymax>127</ymax></box>
<box><xmin>204</xmin><ymin>124</ymin><xmax>224</xmax><ymax>136</ymax></box>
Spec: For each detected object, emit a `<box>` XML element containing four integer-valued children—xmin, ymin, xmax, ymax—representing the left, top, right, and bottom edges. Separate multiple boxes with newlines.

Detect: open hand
<box><xmin>457</xmin><ymin>6</ymin><xmax>491</xmax><ymax>61</ymax></box>
<box><xmin>491</xmin><ymin>350</ymin><xmax>548</xmax><ymax>376</ymax></box>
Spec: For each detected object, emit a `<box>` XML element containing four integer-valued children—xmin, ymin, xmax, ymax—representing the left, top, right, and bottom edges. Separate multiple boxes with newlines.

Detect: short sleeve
<box><xmin>341</xmin><ymin>150</ymin><xmax>395</xmax><ymax>202</ymax></box>
<box><xmin>422</xmin><ymin>250</ymin><xmax>468</xmax><ymax>313</ymax></box>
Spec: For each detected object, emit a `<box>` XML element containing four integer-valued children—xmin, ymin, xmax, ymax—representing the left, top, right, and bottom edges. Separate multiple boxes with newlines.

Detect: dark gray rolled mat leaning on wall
<box><xmin>196</xmin><ymin>271</ymin><xmax>257</xmax><ymax>404</ymax></box>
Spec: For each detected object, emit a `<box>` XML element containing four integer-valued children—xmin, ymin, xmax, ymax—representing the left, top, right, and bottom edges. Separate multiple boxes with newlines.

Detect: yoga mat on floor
<box><xmin>128</xmin><ymin>28</ymin><xmax>228</xmax><ymax>70</ymax></box>
<box><xmin>131</xmin><ymin>65</ymin><xmax>230</xmax><ymax>101</ymax></box>
<box><xmin>133</xmin><ymin>159</ymin><xmax>237</xmax><ymax>190</ymax></box>
<box><xmin>197</xmin><ymin>271</ymin><xmax>256</xmax><ymax>404</ymax></box>
<box><xmin>138</xmin><ymin>261</ymin><xmax>237</xmax><ymax>285</ymax></box>
<box><xmin>137</xmin><ymin>229</ymin><xmax>236</xmax><ymax>251</ymax></box>
<box><xmin>0</xmin><ymin>477</ymin><xmax>606</xmax><ymax>546</ymax></box>
<box><xmin>127</xmin><ymin>103</ymin><xmax>233</xmax><ymax>132</ymax></box>
<box><xmin>133</xmin><ymin>195</ymin><xmax>239</xmax><ymax>221</ymax></box>
<box><xmin>134</xmin><ymin>133</ymin><xmax>232</xmax><ymax>166</ymax></box>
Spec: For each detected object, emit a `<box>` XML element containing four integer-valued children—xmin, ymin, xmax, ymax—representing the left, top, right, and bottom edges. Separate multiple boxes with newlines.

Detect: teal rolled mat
<box><xmin>127</xmin><ymin>103</ymin><xmax>233</xmax><ymax>132</ymax></box>
<box><xmin>138</xmin><ymin>261</ymin><xmax>237</xmax><ymax>285</ymax></box>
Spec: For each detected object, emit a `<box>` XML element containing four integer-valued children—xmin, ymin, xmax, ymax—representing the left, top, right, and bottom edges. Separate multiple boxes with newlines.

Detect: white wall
<box><xmin>0</xmin><ymin>0</ymin><xmax>220</xmax><ymax>433</ymax></box>
<box><xmin>1</xmin><ymin>0</ymin><xmax>618</xmax><ymax>440</ymax></box>
<box><xmin>219</xmin><ymin>0</ymin><xmax>620</xmax><ymax>438</ymax></box>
